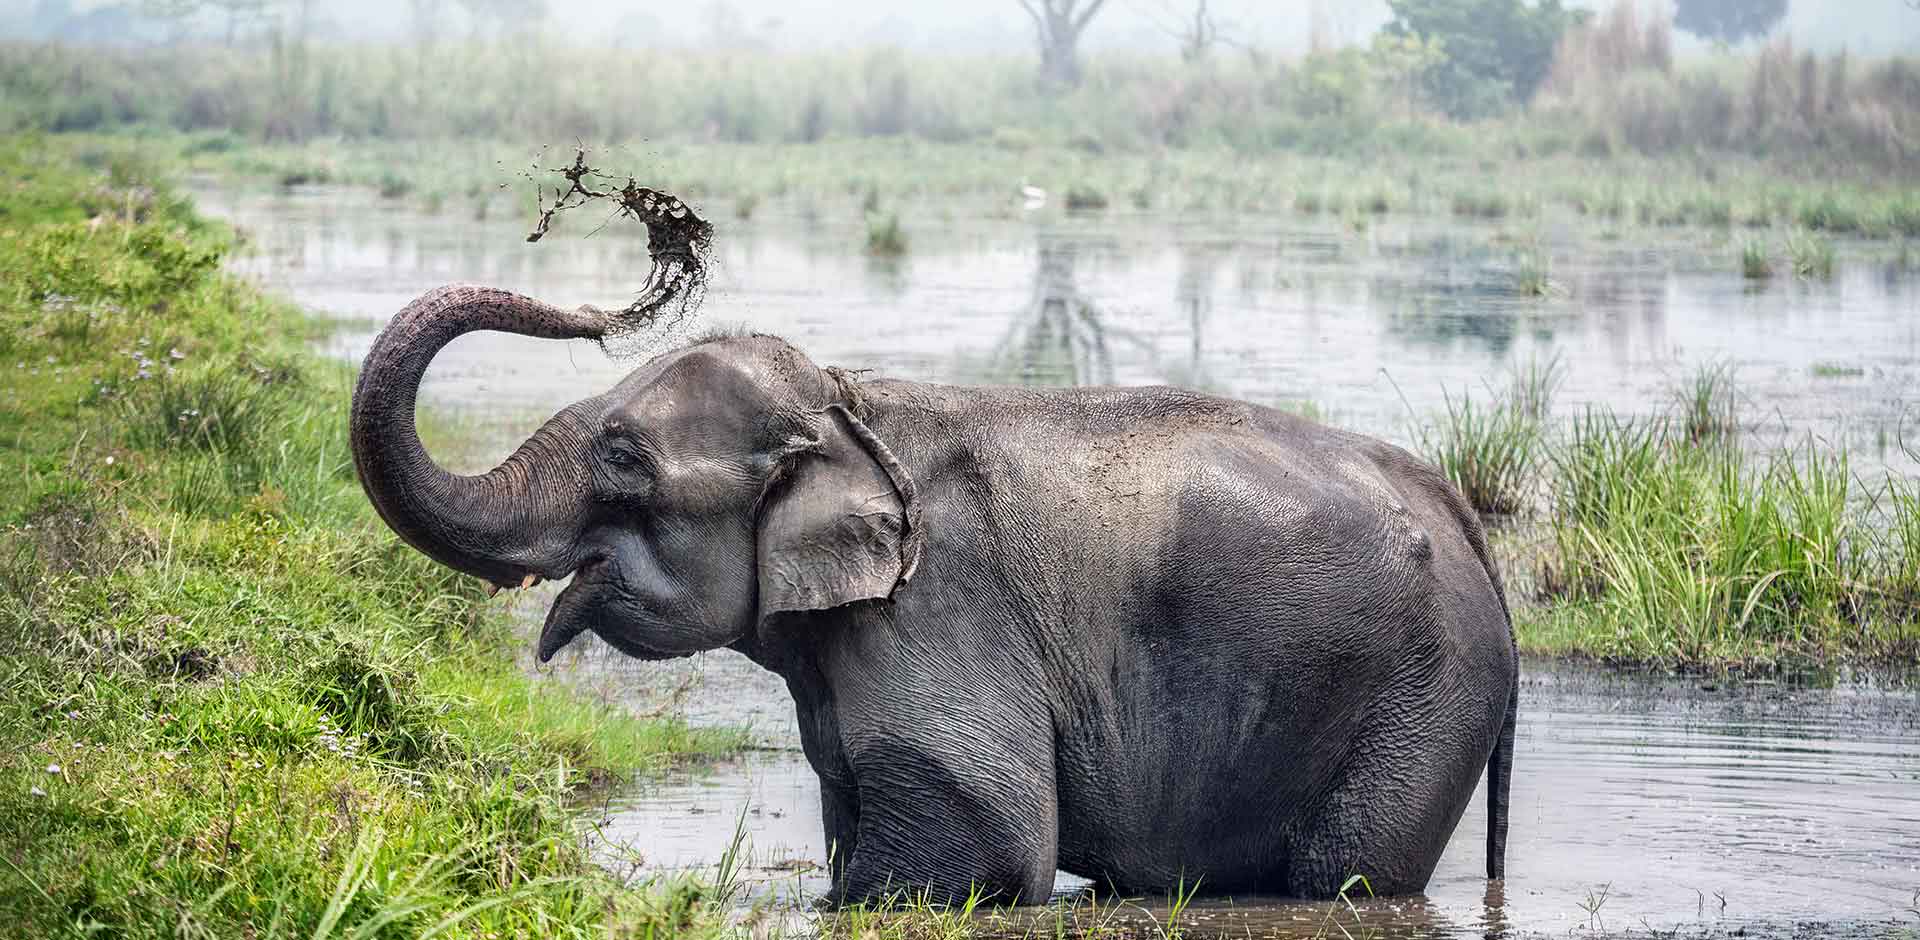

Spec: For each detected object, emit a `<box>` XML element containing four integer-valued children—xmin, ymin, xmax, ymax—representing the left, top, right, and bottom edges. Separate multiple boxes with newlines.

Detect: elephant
<box><xmin>349</xmin><ymin>284</ymin><xmax>1518</xmax><ymax>906</ymax></box>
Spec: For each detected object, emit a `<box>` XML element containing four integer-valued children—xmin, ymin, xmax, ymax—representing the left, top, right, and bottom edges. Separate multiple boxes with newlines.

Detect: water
<box><xmin>197</xmin><ymin>180</ymin><xmax>1920</xmax><ymax>937</ymax></box>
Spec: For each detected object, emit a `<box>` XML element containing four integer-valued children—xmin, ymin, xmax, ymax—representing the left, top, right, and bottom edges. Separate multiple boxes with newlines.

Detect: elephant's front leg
<box><xmin>832</xmin><ymin>737</ymin><xmax>1058</xmax><ymax>906</ymax></box>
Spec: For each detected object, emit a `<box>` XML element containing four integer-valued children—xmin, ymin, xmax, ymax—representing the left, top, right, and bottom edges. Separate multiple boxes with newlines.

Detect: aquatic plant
<box><xmin>1787</xmin><ymin>230</ymin><xmax>1836</xmax><ymax>279</ymax></box>
<box><xmin>1064</xmin><ymin>184</ymin><xmax>1109</xmax><ymax>211</ymax></box>
<box><xmin>1512</xmin><ymin>240</ymin><xmax>1557</xmax><ymax>297</ymax></box>
<box><xmin>867</xmin><ymin>211</ymin><xmax>909</xmax><ymax>256</ymax></box>
<box><xmin>1740</xmin><ymin>238</ymin><xmax>1774</xmax><ymax>279</ymax></box>
<box><xmin>1673</xmin><ymin>361</ymin><xmax>1738</xmax><ymax>445</ymax></box>
<box><xmin>1797</xmin><ymin>192</ymin><xmax>1864</xmax><ymax>234</ymax></box>
<box><xmin>1313</xmin><ymin>874</ymin><xmax>1376</xmax><ymax>940</ymax></box>
<box><xmin>1452</xmin><ymin>190</ymin><xmax>1511</xmax><ymax>219</ymax></box>
<box><xmin>1509</xmin><ymin>353</ymin><xmax>1566</xmax><ymax>424</ymax></box>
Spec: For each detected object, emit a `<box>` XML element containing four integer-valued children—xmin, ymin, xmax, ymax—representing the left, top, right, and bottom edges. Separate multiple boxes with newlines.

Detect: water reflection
<box><xmin>984</xmin><ymin>242</ymin><xmax>1118</xmax><ymax>386</ymax></box>
<box><xmin>1165</xmin><ymin>240</ymin><xmax>1220</xmax><ymax>393</ymax></box>
<box><xmin>206</xmin><ymin>182</ymin><xmax>1920</xmax><ymax>479</ymax></box>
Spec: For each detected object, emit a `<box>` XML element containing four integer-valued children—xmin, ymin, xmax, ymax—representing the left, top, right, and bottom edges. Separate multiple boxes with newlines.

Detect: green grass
<box><xmin>1452</xmin><ymin>190</ymin><xmax>1514</xmax><ymax>219</ymax></box>
<box><xmin>1062</xmin><ymin>184</ymin><xmax>1109</xmax><ymax>212</ymax></box>
<box><xmin>1673</xmin><ymin>361</ymin><xmax>1738</xmax><ymax>445</ymax></box>
<box><xmin>866</xmin><ymin>210</ymin><xmax>909</xmax><ymax>256</ymax></box>
<box><xmin>1415</xmin><ymin>357</ymin><xmax>1562</xmax><ymax>518</ymax></box>
<box><xmin>1430</xmin><ymin>357</ymin><xmax>1920</xmax><ymax>668</ymax></box>
<box><xmin>1788</xmin><ymin>230</ymin><xmax>1837</xmax><ymax>279</ymax></box>
<box><xmin>1811</xmin><ymin>362</ymin><xmax>1865</xmax><ymax>378</ymax></box>
<box><xmin>1740</xmin><ymin>238</ymin><xmax>1774</xmax><ymax>279</ymax></box>
<box><xmin>1511</xmin><ymin>239</ymin><xmax>1557</xmax><ymax>297</ymax></box>
<box><xmin>1418</xmin><ymin>386</ymin><xmax>1546</xmax><ymax>519</ymax></box>
<box><xmin>0</xmin><ymin>134</ymin><xmax>746</xmax><ymax>938</ymax></box>
<box><xmin>1523</xmin><ymin>412</ymin><xmax>1920</xmax><ymax>666</ymax></box>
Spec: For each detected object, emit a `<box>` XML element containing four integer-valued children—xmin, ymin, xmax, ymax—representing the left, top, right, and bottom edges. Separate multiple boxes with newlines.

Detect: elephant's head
<box><xmin>349</xmin><ymin>285</ymin><xmax>921</xmax><ymax>662</ymax></box>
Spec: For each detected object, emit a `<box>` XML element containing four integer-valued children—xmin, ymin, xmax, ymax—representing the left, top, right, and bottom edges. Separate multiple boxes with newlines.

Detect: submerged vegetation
<box><xmin>0</xmin><ymin>137</ymin><xmax>744</xmax><ymax>937</ymax></box>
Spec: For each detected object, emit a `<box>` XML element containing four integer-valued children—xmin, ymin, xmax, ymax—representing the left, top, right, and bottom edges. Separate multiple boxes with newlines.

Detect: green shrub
<box><xmin>1064</xmin><ymin>184</ymin><xmax>1109</xmax><ymax>211</ymax></box>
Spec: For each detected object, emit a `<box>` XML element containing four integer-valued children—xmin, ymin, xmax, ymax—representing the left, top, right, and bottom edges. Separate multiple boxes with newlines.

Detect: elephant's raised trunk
<box><xmin>350</xmin><ymin>284</ymin><xmax>605</xmax><ymax>588</ymax></box>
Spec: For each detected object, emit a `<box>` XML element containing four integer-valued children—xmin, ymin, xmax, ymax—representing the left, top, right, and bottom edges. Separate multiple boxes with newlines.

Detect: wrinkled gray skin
<box><xmin>351</xmin><ymin>285</ymin><xmax>1518</xmax><ymax>905</ymax></box>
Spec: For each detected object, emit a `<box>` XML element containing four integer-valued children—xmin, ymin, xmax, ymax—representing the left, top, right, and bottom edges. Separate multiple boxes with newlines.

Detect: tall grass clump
<box><xmin>1511</xmin><ymin>239</ymin><xmax>1557</xmax><ymax>296</ymax></box>
<box><xmin>1740</xmin><ymin>238</ymin><xmax>1773</xmax><ymax>279</ymax></box>
<box><xmin>1787</xmin><ymin>230</ymin><xmax>1836</xmax><ymax>279</ymax></box>
<box><xmin>0</xmin><ymin>137</ymin><xmax>744</xmax><ymax>938</ymax></box>
<box><xmin>1673</xmin><ymin>361</ymin><xmax>1738</xmax><ymax>445</ymax></box>
<box><xmin>1417</xmin><ymin>359</ymin><xmax>1561</xmax><ymax>517</ymax></box>
<box><xmin>1533</xmin><ymin>412</ymin><xmax>1917</xmax><ymax>664</ymax></box>
<box><xmin>866</xmin><ymin>210</ymin><xmax>908</xmax><ymax>256</ymax></box>
<box><xmin>1423</xmin><ymin>390</ymin><xmax>1541</xmax><ymax>516</ymax></box>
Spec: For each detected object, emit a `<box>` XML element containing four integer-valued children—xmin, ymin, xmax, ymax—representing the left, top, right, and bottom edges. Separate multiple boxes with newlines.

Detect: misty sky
<box><xmin>8</xmin><ymin>0</ymin><xmax>1919</xmax><ymax>56</ymax></box>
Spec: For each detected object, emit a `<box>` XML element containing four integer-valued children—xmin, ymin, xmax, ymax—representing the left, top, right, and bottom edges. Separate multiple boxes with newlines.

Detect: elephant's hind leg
<box><xmin>1283</xmin><ymin>689</ymin><xmax>1500</xmax><ymax>898</ymax></box>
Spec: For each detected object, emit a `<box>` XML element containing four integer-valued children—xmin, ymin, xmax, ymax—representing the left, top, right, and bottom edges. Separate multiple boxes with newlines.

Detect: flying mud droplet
<box><xmin>523</xmin><ymin>148</ymin><xmax>715</xmax><ymax>358</ymax></box>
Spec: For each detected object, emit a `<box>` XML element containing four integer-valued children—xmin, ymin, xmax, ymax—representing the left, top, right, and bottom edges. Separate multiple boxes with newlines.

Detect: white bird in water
<box><xmin>1020</xmin><ymin>182</ymin><xmax>1047</xmax><ymax>211</ymax></box>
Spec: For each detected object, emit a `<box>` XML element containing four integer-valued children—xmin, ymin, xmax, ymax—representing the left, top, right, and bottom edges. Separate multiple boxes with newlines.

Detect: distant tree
<box><xmin>1382</xmin><ymin>0</ymin><xmax>1587</xmax><ymax>118</ymax></box>
<box><xmin>1148</xmin><ymin>0</ymin><xmax>1223</xmax><ymax>63</ymax></box>
<box><xmin>1017</xmin><ymin>0</ymin><xmax>1109</xmax><ymax>86</ymax></box>
<box><xmin>1671</xmin><ymin>0</ymin><xmax>1787</xmax><ymax>45</ymax></box>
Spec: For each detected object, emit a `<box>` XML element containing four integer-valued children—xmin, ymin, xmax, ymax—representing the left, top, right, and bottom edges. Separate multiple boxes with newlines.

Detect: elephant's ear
<box><xmin>757</xmin><ymin>405</ymin><xmax>921</xmax><ymax>622</ymax></box>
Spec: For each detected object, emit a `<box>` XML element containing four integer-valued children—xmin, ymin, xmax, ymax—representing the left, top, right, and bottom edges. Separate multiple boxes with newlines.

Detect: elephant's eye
<box><xmin>596</xmin><ymin>444</ymin><xmax>656</xmax><ymax>503</ymax></box>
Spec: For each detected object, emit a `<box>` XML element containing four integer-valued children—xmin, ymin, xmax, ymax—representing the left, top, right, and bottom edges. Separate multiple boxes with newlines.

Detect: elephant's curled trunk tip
<box><xmin>522</xmin><ymin>148</ymin><xmax>714</xmax><ymax>356</ymax></box>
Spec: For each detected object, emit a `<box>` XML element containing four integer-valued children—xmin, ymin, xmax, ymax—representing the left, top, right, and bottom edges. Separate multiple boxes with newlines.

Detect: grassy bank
<box><xmin>0</xmin><ymin>135</ymin><xmax>745</xmax><ymax>937</ymax></box>
<box><xmin>1423</xmin><ymin>364</ymin><xmax>1920</xmax><ymax>668</ymax></box>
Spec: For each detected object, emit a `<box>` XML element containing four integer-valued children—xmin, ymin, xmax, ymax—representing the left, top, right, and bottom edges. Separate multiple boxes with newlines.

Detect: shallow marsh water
<box><xmin>197</xmin><ymin>181</ymin><xmax>1920</xmax><ymax>937</ymax></box>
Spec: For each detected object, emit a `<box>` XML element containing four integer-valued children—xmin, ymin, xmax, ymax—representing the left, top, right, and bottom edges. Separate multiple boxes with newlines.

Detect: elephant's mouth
<box><xmin>535</xmin><ymin>559</ymin><xmax>683</xmax><ymax>663</ymax></box>
<box><xmin>536</xmin><ymin>559</ymin><xmax>606</xmax><ymax>663</ymax></box>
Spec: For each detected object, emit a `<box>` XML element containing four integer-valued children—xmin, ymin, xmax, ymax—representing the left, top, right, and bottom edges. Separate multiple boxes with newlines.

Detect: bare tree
<box><xmin>1017</xmin><ymin>0</ymin><xmax>1109</xmax><ymax>86</ymax></box>
<box><xmin>1144</xmin><ymin>0</ymin><xmax>1222</xmax><ymax>63</ymax></box>
<box><xmin>1179</xmin><ymin>0</ymin><xmax>1219</xmax><ymax>61</ymax></box>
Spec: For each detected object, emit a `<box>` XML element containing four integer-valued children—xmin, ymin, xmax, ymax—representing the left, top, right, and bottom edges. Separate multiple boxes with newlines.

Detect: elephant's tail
<box><xmin>1486</xmin><ymin>662</ymin><xmax>1516</xmax><ymax>880</ymax></box>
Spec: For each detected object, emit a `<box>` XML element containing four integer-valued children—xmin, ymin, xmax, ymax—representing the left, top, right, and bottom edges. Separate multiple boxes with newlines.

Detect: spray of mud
<box><xmin>523</xmin><ymin>148</ymin><xmax>714</xmax><ymax>358</ymax></box>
